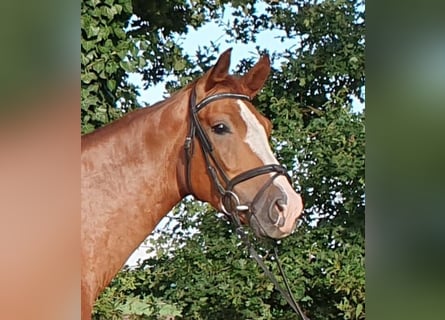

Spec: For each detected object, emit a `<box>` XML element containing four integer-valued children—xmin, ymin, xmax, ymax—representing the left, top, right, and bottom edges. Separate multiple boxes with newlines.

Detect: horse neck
<box><xmin>82</xmin><ymin>95</ymin><xmax>189</xmax><ymax>215</ymax></box>
<box><xmin>81</xmin><ymin>90</ymin><xmax>190</xmax><ymax>297</ymax></box>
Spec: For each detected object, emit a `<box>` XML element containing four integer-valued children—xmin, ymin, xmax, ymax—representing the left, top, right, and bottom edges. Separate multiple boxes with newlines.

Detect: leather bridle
<box><xmin>184</xmin><ymin>87</ymin><xmax>292</xmax><ymax>217</ymax></box>
<box><xmin>183</xmin><ymin>87</ymin><xmax>310</xmax><ymax>319</ymax></box>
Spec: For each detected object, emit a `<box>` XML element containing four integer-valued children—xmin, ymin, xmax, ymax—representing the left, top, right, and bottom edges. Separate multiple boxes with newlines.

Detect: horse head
<box><xmin>184</xmin><ymin>48</ymin><xmax>304</xmax><ymax>239</ymax></box>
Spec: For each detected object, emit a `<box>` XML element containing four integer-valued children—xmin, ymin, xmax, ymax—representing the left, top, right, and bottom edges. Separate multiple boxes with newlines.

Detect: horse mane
<box><xmin>82</xmin><ymin>72</ymin><xmax>245</xmax><ymax>149</ymax></box>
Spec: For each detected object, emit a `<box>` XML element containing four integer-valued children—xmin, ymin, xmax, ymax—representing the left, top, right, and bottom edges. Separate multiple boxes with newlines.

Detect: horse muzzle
<box><xmin>249</xmin><ymin>179</ymin><xmax>303</xmax><ymax>239</ymax></box>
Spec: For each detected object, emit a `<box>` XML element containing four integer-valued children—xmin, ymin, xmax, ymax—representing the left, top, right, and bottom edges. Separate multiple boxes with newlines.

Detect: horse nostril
<box><xmin>275</xmin><ymin>198</ymin><xmax>286</xmax><ymax>213</ymax></box>
<box><xmin>269</xmin><ymin>198</ymin><xmax>286</xmax><ymax>227</ymax></box>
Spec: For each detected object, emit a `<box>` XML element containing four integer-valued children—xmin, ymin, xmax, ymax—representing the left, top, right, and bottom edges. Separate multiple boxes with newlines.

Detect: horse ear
<box><xmin>241</xmin><ymin>54</ymin><xmax>271</xmax><ymax>97</ymax></box>
<box><xmin>203</xmin><ymin>48</ymin><xmax>232</xmax><ymax>92</ymax></box>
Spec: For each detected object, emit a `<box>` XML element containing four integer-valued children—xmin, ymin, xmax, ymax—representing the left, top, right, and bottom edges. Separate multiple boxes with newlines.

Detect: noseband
<box><xmin>183</xmin><ymin>87</ymin><xmax>292</xmax><ymax>217</ymax></box>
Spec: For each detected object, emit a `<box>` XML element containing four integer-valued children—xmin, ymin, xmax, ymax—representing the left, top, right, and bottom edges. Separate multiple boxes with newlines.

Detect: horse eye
<box><xmin>211</xmin><ymin>123</ymin><xmax>230</xmax><ymax>135</ymax></box>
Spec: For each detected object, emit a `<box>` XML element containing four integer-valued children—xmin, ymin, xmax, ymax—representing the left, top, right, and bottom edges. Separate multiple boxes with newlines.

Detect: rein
<box><xmin>183</xmin><ymin>87</ymin><xmax>309</xmax><ymax>319</ymax></box>
<box><xmin>229</xmin><ymin>209</ymin><xmax>309</xmax><ymax>320</ymax></box>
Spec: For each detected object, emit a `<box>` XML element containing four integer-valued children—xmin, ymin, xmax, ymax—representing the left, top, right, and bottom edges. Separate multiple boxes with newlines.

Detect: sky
<box><xmin>126</xmin><ymin>4</ymin><xmax>364</xmax><ymax>267</ymax></box>
<box><xmin>127</xmin><ymin>3</ymin><xmax>296</xmax><ymax>107</ymax></box>
<box><xmin>128</xmin><ymin>4</ymin><xmax>364</xmax><ymax>112</ymax></box>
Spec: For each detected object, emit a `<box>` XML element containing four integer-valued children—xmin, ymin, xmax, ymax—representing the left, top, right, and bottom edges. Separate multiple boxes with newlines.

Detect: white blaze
<box><xmin>237</xmin><ymin>100</ymin><xmax>278</xmax><ymax>165</ymax></box>
<box><xmin>237</xmin><ymin>100</ymin><xmax>303</xmax><ymax>235</ymax></box>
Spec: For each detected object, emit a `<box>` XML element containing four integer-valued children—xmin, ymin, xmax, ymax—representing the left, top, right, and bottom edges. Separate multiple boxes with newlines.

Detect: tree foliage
<box><xmin>81</xmin><ymin>0</ymin><xmax>235</xmax><ymax>133</ymax></box>
<box><xmin>81</xmin><ymin>0</ymin><xmax>365</xmax><ymax>319</ymax></box>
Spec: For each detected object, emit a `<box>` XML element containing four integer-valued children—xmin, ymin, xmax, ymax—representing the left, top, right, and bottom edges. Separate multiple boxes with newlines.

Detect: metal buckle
<box><xmin>184</xmin><ymin>136</ymin><xmax>192</xmax><ymax>150</ymax></box>
<box><xmin>220</xmin><ymin>190</ymin><xmax>249</xmax><ymax>215</ymax></box>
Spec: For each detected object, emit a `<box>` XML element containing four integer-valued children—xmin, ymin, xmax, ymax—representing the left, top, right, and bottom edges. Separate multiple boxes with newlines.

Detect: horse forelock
<box><xmin>174</xmin><ymin>74</ymin><xmax>247</xmax><ymax>100</ymax></box>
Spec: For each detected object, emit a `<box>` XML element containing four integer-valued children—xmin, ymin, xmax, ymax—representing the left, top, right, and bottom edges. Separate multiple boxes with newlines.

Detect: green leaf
<box><xmin>106</xmin><ymin>79</ymin><xmax>116</xmax><ymax>91</ymax></box>
<box><xmin>174</xmin><ymin>59</ymin><xmax>186</xmax><ymax>71</ymax></box>
<box><xmin>356</xmin><ymin>303</ymin><xmax>363</xmax><ymax>318</ymax></box>
<box><xmin>87</xmin><ymin>25</ymin><xmax>100</xmax><ymax>38</ymax></box>
<box><xmin>92</xmin><ymin>61</ymin><xmax>104</xmax><ymax>73</ymax></box>
<box><xmin>81</xmin><ymin>72</ymin><xmax>97</xmax><ymax>84</ymax></box>
<box><xmin>158</xmin><ymin>303</ymin><xmax>182</xmax><ymax>317</ymax></box>
<box><xmin>119</xmin><ymin>60</ymin><xmax>135</xmax><ymax>72</ymax></box>
<box><xmin>138</xmin><ymin>56</ymin><xmax>146</xmax><ymax>68</ymax></box>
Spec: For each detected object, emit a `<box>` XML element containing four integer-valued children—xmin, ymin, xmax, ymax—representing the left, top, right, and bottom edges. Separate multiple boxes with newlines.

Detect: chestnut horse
<box><xmin>81</xmin><ymin>49</ymin><xmax>304</xmax><ymax>319</ymax></box>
